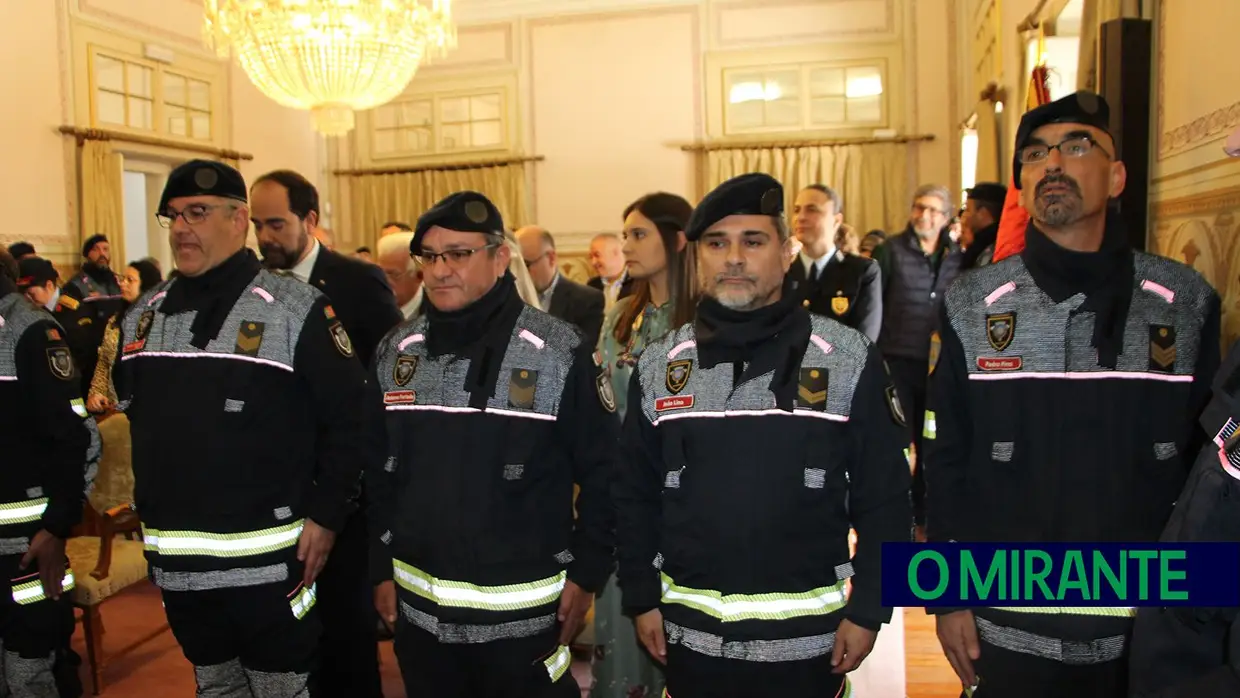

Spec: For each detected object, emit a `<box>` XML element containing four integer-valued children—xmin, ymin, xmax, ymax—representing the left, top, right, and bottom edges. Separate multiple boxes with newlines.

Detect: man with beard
<box><xmin>615</xmin><ymin>173</ymin><xmax>911</xmax><ymax>697</ymax></box>
<box><xmin>249</xmin><ymin>169</ymin><xmax>401</xmax><ymax>698</ymax></box>
<box><xmin>923</xmin><ymin>91</ymin><xmax>1221</xmax><ymax>698</ymax></box>
<box><xmin>62</xmin><ymin>235</ymin><xmax>123</xmax><ymax>388</ymax></box>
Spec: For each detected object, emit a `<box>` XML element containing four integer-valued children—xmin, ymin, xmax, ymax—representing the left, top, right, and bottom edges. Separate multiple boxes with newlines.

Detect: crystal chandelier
<box><xmin>204</xmin><ymin>0</ymin><xmax>456</xmax><ymax>137</ymax></box>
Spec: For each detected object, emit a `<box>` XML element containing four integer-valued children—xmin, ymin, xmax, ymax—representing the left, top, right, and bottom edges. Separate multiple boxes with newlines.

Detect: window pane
<box><xmin>373</xmin><ymin>129</ymin><xmax>396</xmax><ymax>154</ymax></box>
<box><xmin>95</xmin><ymin>56</ymin><xmax>124</xmax><ymax>92</ymax></box>
<box><xmin>167</xmin><ymin>106</ymin><xmax>187</xmax><ymax>136</ymax></box>
<box><xmin>128</xmin><ymin>64</ymin><xmax>152</xmax><ymax>98</ymax></box>
<box><xmin>810</xmin><ymin>97</ymin><xmax>847</xmax><ymax>124</ymax></box>
<box><xmin>440</xmin><ymin>123</ymin><xmax>468</xmax><ymax>149</ymax></box>
<box><xmin>191</xmin><ymin>112</ymin><xmax>211</xmax><ymax>140</ymax></box>
<box><xmin>440</xmin><ymin>97</ymin><xmax>468</xmax><ymax>123</ymax></box>
<box><xmin>401</xmin><ymin>100</ymin><xmax>432</xmax><ymax>127</ymax></box>
<box><xmin>765</xmin><ymin>99</ymin><xmax>801</xmax><ymax>128</ymax></box>
<box><xmin>847</xmin><ymin>95</ymin><xmax>883</xmax><ymax>123</ymax></box>
<box><xmin>470</xmin><ymin>94</ymin><xmax>501</xmax><ymax>121</ymax></box>
<box><xmin>471</xmin><ymin>121</ymin><xmax>502</xmax><ymax>147</ymax></box>
<box><xmin>164</xmin><ymin>74</ymin><xmax>186</xmax><ymax>106</ymax></box>
<box><xmin>129</xmin><ymin>97</ymin><xmax>153</xmax><ymax>129</ymax></box>
<box><xmin>188</xmin><ymin>80</ymin><xmax>211</xmax><ymax>110</ymax></box>
<box><xmin>726</xmin><ymin>71</ymin><xmax>766</xmax><ymax>105</ymax></box>
<box><xmin>97</xmin><ymin>91</ymin><xmax>126</xmax><ymax>126</ymax></box>
<box><xmin>845</xmin><ymin>66</ymin><xmax>883</xmax><ymax>99</ymax></box>
<box><xmin>764</xmin><ymin>69</ymin><xmax>800</xmax><ymax>101</ymax></box>
<box><xmin>727</xmin><ymin>100</ymin><xmax>765</xmax><ymax>130</ymax></box>
<box><xmin>372</xmin><ymin>105</ymin><xmax>398</xmax><ymax>129</ymax></box>
<box><xmin>809</xmin><ymin>67</ymin><xmax>845</xmax><ymax>97</ymax></box>
<box><xmin>401</xmin><ymin>128</ymin><xmax>431</xmax><ymax>152</ymax></box>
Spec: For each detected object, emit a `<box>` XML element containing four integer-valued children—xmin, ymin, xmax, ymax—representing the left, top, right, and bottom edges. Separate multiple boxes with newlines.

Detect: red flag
<box><xmin>992</xmin><ymin>65</ymin><xmax>1052</xmax><ymax>262</ymax></box>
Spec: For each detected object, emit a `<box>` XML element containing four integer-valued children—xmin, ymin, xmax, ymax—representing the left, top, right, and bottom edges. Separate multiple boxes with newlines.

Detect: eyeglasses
<box><xmin>416</xmin><ymin>244</ymin><xmax>498</xmax><ymax>270</ymax></box>
<box><xmin>1018</xmin><ymin>135</ymin><xmax>1111</xmax><ymax>164</ymax></box>
<box><xmin>156</xmin><ymin>203</ymin><xmax>232</xmax><ymax>228</ymax></box>
<box><xmin>523</xmin><ymin>253</ymin><xmax>547</xmax><ymax>268</ymax></box>
<box><xmin>912</xmin><ymin>203</ymin><xmax>948</xmax><ymax>217</ymax></box>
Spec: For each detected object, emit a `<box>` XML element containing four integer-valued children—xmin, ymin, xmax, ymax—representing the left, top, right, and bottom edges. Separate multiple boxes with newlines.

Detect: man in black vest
<box><xmin>872</xmin><ymin>184</ymin><xmax>964</xmax><ymax>524</ymax></box>
<box><xmin>788</xmin><ymin>184</ymin><xmax>882</xmax><ymax>341</ymax></box>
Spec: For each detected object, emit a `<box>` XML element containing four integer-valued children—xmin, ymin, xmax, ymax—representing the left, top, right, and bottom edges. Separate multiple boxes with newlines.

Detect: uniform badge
<box><xmin>796</xmin><ymin>368</ymin><xmax>829</xmax><ymax>410</ymax></box>
<box><xmin>509</xmin><ymin>369</ymin><xmax>538</xmax><ymax>409</ymax></box>
<box><xmin>986</xmin><ymin>312</ymin><xmax>1015</xmax><ymax>352</ymax></box>
<box><xmin>886</xmin><ymin>385</ymin><xmax>906</xmax><ymax>427</ymax></box>
<box><xmin>329</xmin><ymin>321</ymin><xmax>354</xmax><ymax>358</ymax></box>
<box><xmin>235</xmin><ymin>321</ymin><xmax>265</xmax><ymax>357</ymax></box>
<box><xmin>394</xmin><ymin>355</ymin><xmax>418</xmax><ymax>386</ymax></box>
<box><xmin>136</xmin><ymin>310</ymin><xmax>154</xmax><ymax>342</ymax></box>
<box><xmin>45</xmin><ymin>329</ymin><xmax>61</xmax><ymax>342</ymax></box>
<box><xmin>464</xmin><ymin>201</ymin><xmax>489</xmax><ymax>223</ymax></box>
<box><xmin>596</xmin><ymin>372</ymin><xmax>616</xmax><ymax>413</ymax></box>
<box><xmin>831</xmin><ymin>294</ymin><xmax>850</xmax><ymax>316</ymax></box>
<box><xmin>666</xmin><ymin>360</ymin><xmax>692</xmax><ymax>395</ymax></box>
<box><xmin>77</xmin><ymin>317</ymin><xmax>91</xmax><ymax>326</ymax></box>
<box><xmin>47</xmin><ymin>347</ymin><xmax>73</xmax><ymax>381</ymax></box>
<box><xmin>324</xmin><ymin>305</ymin><xmax>336</xmax><ymax>321</ymax></box>
<box><xmin>1150</xmin><ymin>325</ymin><xmax>1176</xmax><ymax>372</ymax></box>
<box><xmin>928</xmin><ymin>332</ymin><xmax>942</xmax><ymax>376</ymax></box>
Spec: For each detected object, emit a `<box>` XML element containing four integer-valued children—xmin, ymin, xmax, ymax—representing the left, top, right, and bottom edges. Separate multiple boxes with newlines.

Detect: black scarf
<box><xmin>159</xmin><ymin>248</ymin><xmax>263</xmax><ymax>349</ymax></box>
<box><xmin>1021</xmin><ymin>213</ymin><xmax>1133</xmax><ymax>369</ymax></box>
<box><xmin>694</xmin><ymin>278</ymin><xmax>812</xmax><ymax>411</ymax></box>
<box><xmin>961</xmin><ymin>222</ymin><xmax>999</xmax><ymax>269</ymax></box>
<box><xmin>425</xmin><ymin>272</ymin><xmax>525</xmax><ymax>409</ymax></box>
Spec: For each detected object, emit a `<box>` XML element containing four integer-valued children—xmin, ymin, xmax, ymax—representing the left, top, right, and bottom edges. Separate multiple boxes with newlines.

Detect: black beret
<box><xmin>7</xmin><ymin>242</ymin><xmax>34</xmax><ymax>258</ymax></box>
<box><xmin>1013</xmin><ymin>91</ymin><xmax>1112</xmax><ymax>189</ymax></box>
<box><xmin>16</xmin><ymin>257</ymin><xmax>58</xmax><ymax>289</ymax></box>
<box><xmin>966</xmin><ymin>182</ymin><xmax>1008</xmax><ymax>205</ymax></box>
<box><xmin>158</xmin><ymin>159</ymin><xmax>247</xmax><ymax>213</ymax></box>
<box><xmin>411</xmin><ymin>191</ymin><xmax>504</xmax><ymax>254</ymax></box>
<box><xmin>685</xmin><ymin>173</ymin><xmax>784</xmax><ymax>242</ymax></box>
<box><xmin>81</xmin><ymin>234</ymin><xmax>107</xmax><ymax>257</ymax></box>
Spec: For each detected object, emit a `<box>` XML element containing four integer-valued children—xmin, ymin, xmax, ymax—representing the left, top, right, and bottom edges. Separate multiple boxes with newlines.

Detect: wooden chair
<box><xmin>65</xmin><ymin>413</ymin><xmax>168</xmax><ymax>695</ymax></box>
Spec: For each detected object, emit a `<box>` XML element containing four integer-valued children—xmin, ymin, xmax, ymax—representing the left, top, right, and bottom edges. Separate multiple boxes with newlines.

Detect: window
<box><xmin>370</xmin><ymin>90</ymin><xmax>507</xmax><ymax>158</ymax></box>
<box><xmin>163</xmin><ymin>72</ymin><xmax>213</xmax><ymax>141</ymax></box>
<box><xmin>724</xmin><ymin>62</ymin><xmax>887</xmax><ymax>135</ymax></box>
<box><xmin>89</xmin><ymin>50</ymin><xmax>216</xmax><ymax>142</ymax></box>
<box><xmin>94</xmin><ymin>54</ymin><xmax>154</xmax><ymax>130</ymax></box>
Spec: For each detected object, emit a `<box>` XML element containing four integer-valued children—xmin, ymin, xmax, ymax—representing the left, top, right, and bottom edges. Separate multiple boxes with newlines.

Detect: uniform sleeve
<box><xmin>17</xmin><ymin>320</ymin><xmax>93</xmax><ymax>538</ymax></box>
<box><xmin>557</xmin><ymin>342</ymin><xmax>619</xmax><ymax>593</ymax></box>
<box><xmin>614</xmin><ymin>370</ymin><xmax>664</xmax><ymax>616</ymax></box>
<box><xmin>843</xmin><ymin>346</ymin><xmax>914</xmax><ymax>630</ymax></box>
<box><xmin>855</xmin><ymin>260</ymin><xmax>883</xmax><ymax>343</ymax></box>
<box><xmin>366</xmin><ymin>352</ymin><xmax>396</xmax><ymax>585</ymax></box>
<box><xmin>294</xmin><ymin>298</ymin><xmax>375</xmax><ymax>533</ymax></box>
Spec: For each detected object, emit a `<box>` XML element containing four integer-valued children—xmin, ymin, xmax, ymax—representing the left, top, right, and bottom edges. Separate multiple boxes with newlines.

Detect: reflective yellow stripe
<box><xmin>0</xmin><ymin>498</ymin><xmax>48</xmax><ymax>525</ymax></box>
<box><xmin>12</xmin><ymin>572</ymin><xmax>75</xmax><ymax>605</ymax></box>
<box><xmin>70</xmin><ymin>398</ymin><xmax>88</xmax><ymax>417</ymax></box>
<box><xmin>392</xmin><ymin>560</ymin><xmax>566</xmax><ymax>612</ymax></box>
<box><xmin>543</xmin><ymin>645</ymin><xmax>570</xmax><ymax>683</ymax></box>
<box><xmin>923</xmin><ymin>410</ymin><xmax>937</xmax><ymax>440</ymax></box>
<box><xmin>989</xmin><ymin>606</ymin><xmax>1136</xmax><ymax>617</ymax></box>
<box><xmin>660</xmin><ymin>572</ymin><xmax>848</xmax><ymax>622</ymax></box>
<box><xmin>290</xmin><ymin>583</ymin><xmax>317</xmax><ymax>620</ymax></box>
<box><xmin>141</xmin><ymin>520</ymin><xmax>303</xmax><ymax>558</ymax></box>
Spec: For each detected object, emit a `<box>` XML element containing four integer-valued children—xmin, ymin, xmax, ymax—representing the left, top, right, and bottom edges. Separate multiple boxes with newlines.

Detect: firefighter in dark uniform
<box><xmin>112</xmin><ymin>160</ymin><xmax>374</xmax><ymax>696</ymax></box>
<box><xmin>367</xmin><ymin>191</ymin><xmax>617</xmax><ymax>697</ymax></box>
<box><xmin>15</xmin><ymin>257</ymin><xmax>97</xmax><ymax>394</ymax></box>
<box><xmin>63</xmin><ymin>235</ymin><xmax>124</xmax><ymax>383</ymax></box>
<box><xmin>923</xmin><ymin>92</ymin><xmax>1221</xmax><ymax>698</ymax></box>
<box><xmin>615</xmin><ymin>173</ymin><xmax>912</xmax><ymax>698</ymax></box>
<box><xmin>1128</xmin><ymin>339</ymin><xmax>1240</xmax><ymax>697</ymax></box>
<box><xmin>0</xmin><ymin>248</ymin><xmax>99</xmax><ymax>697</ymax></box>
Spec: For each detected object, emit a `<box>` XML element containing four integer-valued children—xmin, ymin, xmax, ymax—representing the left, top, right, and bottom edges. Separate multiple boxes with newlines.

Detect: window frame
<box><xmin>721</xmin><ymin>59</ymin><xmax>890</xmax><ymax>136</ymax></box>
<box><xmin>368</xmin><ymin>87</ymin><xmax>510</xmax><ymax>161</ymax></box>
<box><xmin>87</xmin><ymin>46</ymin><xmax>218</xmax><ymax>144</ymax></box>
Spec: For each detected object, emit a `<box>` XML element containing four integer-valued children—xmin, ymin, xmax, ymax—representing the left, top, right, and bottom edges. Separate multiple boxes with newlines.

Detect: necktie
<box><xmin>808</xmin><ymin>263</ymin><xmax>820</xmax><ymax>283</ymax></box>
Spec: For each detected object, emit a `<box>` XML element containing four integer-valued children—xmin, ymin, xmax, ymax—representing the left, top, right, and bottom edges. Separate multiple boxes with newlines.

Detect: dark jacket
<box><xmin>788</xmin><ymin>253</ymin><xmax>882</xmax><ymax>342</ymax></box>
<box><xmin>549</xmin><ymin>276</ymin><xmax>605</xmax><ymax>346</ymax></box>
<box><xmin>875</xmin><ymin>228</ymin><xmax>963</xmax><ymax>361</ymax></box>
<box><xmin>50</xmin><ymin>293</ymin><xmax>99</xmax><ymax>395</ymax></box>
<box><xmin>308</xmin><ymin>248</ymin><xmax>403</xmax><ymax>367</ymax></box>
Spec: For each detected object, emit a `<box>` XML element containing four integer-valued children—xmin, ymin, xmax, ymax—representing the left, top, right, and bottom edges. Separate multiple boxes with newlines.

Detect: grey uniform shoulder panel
<box><xmin>1131</xmin><ymin>252</ymin><xmax>1217</xmax><ymax>317</ymax></box>
<box><xmin>0</xmin><ymin>293</ymin><xmax>57</xmax><ymax>380</ymax></box>
<box><xmin>942</xmin><ymin>255</ymin><xmax>1026</xmax><ymax>320</ymax></box>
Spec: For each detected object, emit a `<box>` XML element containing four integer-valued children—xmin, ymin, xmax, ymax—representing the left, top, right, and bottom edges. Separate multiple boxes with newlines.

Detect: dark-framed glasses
<box><xmin>156</xmin><ymin>203</ymin><xmax>231</xmax><ymax>228</ymax></box>
<box><xmin>1018</xmin><ymin>135</ymin><xmax>1112</xmax><ymax>165</ymax></box>
<box><xmin>416</xmin><ymin>244</ymin><xmax>498</xmax><ymax>270</ymax></box>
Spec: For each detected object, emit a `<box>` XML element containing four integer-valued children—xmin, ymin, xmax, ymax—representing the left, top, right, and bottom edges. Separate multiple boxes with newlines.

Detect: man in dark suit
<box><xmin>515</xmin><ymin>225</ymin><xmax>605</xmax><ymax>344</ymax></box>
<box><xmin>585</xmin><ymin>232</ymin><xmax>634</xmax><ymax>312</ymax></box>
<box><xmin>250</xmin><ymin>169</ymin><xmax>400</xmax><ymax>698</ymax></box>
<box><xmin>787</xmin><ymin>184</ymin><xmax>882</xmax><ymax>341</ymax></box>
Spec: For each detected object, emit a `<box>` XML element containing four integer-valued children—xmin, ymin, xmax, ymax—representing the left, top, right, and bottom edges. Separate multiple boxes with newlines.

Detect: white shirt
<box><xmin>45</xmin><ymin>289</ymin><xmax>60</xmax><ymax>312</ymax></box>
<box><xmin>288</xmin><ymin>238</ymin><xmax>323</xmax><ymax>284</ymax></box>
<box><xmin>538</xmin><ymin>272</ymin><xmax>561</xmax><ymax>312</ymax></box>
<box><xmin>799</xmin><ymin>247</ymin><xmax>836</xmax><ymax>279</ymax></box>
<box><xmin>401</xmin><ymin>286</ymin><xmax>424</xmax><ymax>319</ymax></box>
<box><xmin>600</xmin><ymin>270</ymin><xmax>627</xmax><ymax>313</ymax></box>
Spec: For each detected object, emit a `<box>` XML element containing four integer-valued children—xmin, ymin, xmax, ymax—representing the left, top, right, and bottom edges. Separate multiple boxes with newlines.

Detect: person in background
<box><xmin>16</xmin><ymin>258</ymin><xmax>96</xmax><ymax>396</ymax></box>
<box><xmin>959</xmin><ymin>183</ymin><xmax>1007</xmax><ymax>269</ymax></box>
<box><xmin>85</xmin><ymin>259</ymin><xmax>162</xmax><ymax>414</ymax></box>
<box><xmin>516</xmin><ymin>226</ymin><xmax>605</xmax><ymax>344</ymax></box>
<box><xmin>859</xmin><ymin>230</ymin><xmax>886</xmax><ymax>259</ymax></box>
<box><xmin>593</xmin><ymin>192</ymin><xmax>696</xmax><ymax>698</ymax></box>
<box><xmin>587</xmin><ymin>233</ymin><xmax>633</xmax><ymax>313</ymax></box>
<box><xmin>355</xmin><ymin>247</ymin><xmax>373</xmax><ymax>263</ymax></box>
<box><xmin>7</xmin><ymin>242</ymin><xmax>36</xmax><ymax>260</ymax></box>
<box><xmin>379</xmin><ymin>221</ymin><xmax>413</xmax><ymax>238</ymax></box>
<box><xmin>505</xmin><ymin>232</ymin><xmax>543</xmax><ymax>307</ymax></box>
<box><xmin>376</xmin><ymin>232</ymin><xmax>424</xmax><ymax>319</ymax></box>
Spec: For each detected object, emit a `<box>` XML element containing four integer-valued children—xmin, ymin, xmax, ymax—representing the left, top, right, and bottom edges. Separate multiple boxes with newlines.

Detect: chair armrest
<box><xmin>91</xmin><ymin>504</ymin><xmax>138</xmax><ymax>581</ymax></box>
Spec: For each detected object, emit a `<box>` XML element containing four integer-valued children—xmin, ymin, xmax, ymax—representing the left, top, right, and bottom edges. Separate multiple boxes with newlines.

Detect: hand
<box><xmin>935</xmin><ymin>610</ymin><xmax>980</xmax><ymax>686</ymax></box>
<box><xmin>86</xmin><ymin>393</ymin><xmax>112</xmax><ymax>414</ymax></box>
<box><xmin>634</xmin><ymin>609</ymin><xmax>667</xmax><ymax>665</ymax></box>
<box><xmin>831</xmin><ymin>619</ymin><xmax>877</xmax><ymax>674</ymax></box>
<box><xmin>556</xmin><ymin>580</ymin><xmax>593</xmax><ymax>645</ymax></box>
<box><xmin>296</xmin><ymin>519</ymin><xmax>336</xmax><ymax>587</ymax></box>
<box><xmin>19</xmin><ymin>530</ymin><xmax>67</xmax><ymax>601</ymax></box>
<box><xmin>374</xmin><ymin>580</ymin><xmax>397</xmax><ymax>632</ymax></box>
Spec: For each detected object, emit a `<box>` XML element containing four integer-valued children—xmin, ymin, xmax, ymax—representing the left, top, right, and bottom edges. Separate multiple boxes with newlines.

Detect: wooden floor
<box><xmin>903</xmin><ymin>607</ymin><xmax>964</xmax><ymax>698</ymax></box>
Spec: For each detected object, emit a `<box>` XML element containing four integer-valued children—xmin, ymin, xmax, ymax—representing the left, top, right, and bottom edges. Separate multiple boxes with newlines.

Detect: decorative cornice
<box><xmin>1151</xmin><ymin>184</ymin><xmax>1240</xmax><ymax>220</ymax></box>
<box><xmin>1156</xmin><ymin>1</ymin><xmax>1240</xmax><ymax>159</ymax></box>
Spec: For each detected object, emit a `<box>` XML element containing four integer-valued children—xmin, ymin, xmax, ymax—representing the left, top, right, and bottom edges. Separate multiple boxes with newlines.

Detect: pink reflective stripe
<box><xmin>809</xmin><ymin>334</ymin><xmax>834</xmax><ymax>355</ymax></box>
<box><xmin>519</xmin><ymin>329</ymin><xmax>545</xmax><ymax>349</ymax></box>
<box><xmin>0</xmin><ymin>377</ymin><xmax>16</xmax><ymax>382</ymax></box>
<box><xmin>985</xmin><ymin>282</ymin><xmax>1016</xmax><ymax>306</ymax></box>
<box><xmin>397</xmin><ymin>333</ymin><xmax>425</xmax><ymax>351</ymax></box>
<box><xmin>0</xmin><ymin>314</ymin><xmax>5</xmax><ymax>328</ymax></box>
<box><xmin>251</xmin><ymin>287</ymin><xmax>274</xmax><ymax>303</ymax></box>
<box><xmin>1218</xmin><ymin>449</ymin><xmax>1240</xmax><ymax>482</ymax></box>
<box><xmin>1140</xmin><ymin>280</ymin><xmax>1175</xmax><ymax>303</ymax></box>
<box><xmin>969</xmin><ymin>370</ymin><xmax>1192</xmax><ymax>383</ymax></box>
<box><xmin>384</xmin><ymin>404</ymin><xmax>557</xmax><ymax>421</ymax></box>
<box><xmin>1214</xmin><ymin>419</ymin><xmax>1236</xmax><ymax>448</ymax></box>
<box><xmin>119</xmin><ymin>351</ymin><xmax>294</xmax><ymax>372</ymax></box>
<box><xmin>668</xmin><ymin>341</ymin><xmax>696</xmax><ymax>359</ymax></box>
<box><xmin>147</xmin><ymin>291</ymin><xmax>166</xmax><ymax>306</ymax></box>
<box><xmin>653</xmin><ymin>408</ymin><xmax>849</xmax><ymax>426</ymax></box>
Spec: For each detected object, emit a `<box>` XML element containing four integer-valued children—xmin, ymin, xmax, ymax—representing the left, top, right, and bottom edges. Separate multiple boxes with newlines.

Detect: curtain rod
<box><xmin>679</xmin><ymin>134</ymin><xmax>935</xmax><ymax>152</ymax></box>
<box><xmin>58</xmin><ymin>125</ymin><xmax>253</xmax><ymax>161</ymax></box>
<box><xmin>333</xmin><ymin>155</ymin><xmax>545</xmax><ymax>176</ymax></box>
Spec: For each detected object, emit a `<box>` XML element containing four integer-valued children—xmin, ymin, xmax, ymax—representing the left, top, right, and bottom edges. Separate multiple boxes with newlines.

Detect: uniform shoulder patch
<box><xmin>393</xmin><ymin>355</ymin><xmax>418</xmax><ymax>386</ymax></box>
<box><xmin>796</xmin><ymin>368</ymin><xmax>828</xmax><ymax>410</ymax></box>
<box><xmin>58</xmin><ymin>296</ymin><xmax>79</xmax><ymax>311</ymax></box>
<box><xmin>509</xmin><ymin>368</ymin><xmax>538</xmax><ymax>409</ymax></box>
<box><xmin>596</xmin><ymin>371</ymin><xmax>616</xmax><ymax>413</ymax></box>
<box><xmin>235</xmin><ymin>321</ymin><xmax>265</xmax><ymax>357</ymax></box>
<box><xmin>886</xmin><ymin>384</ymin><xmax>906</xmax><ymax>427</ymax></box>
<box><xmin>46</xmin><ymin>328</ymin><xmax>61</xmax><ymax>342</ymax></box>
<box><xmin>329</xmin><ymin>321</ymin><xmax>354</xmax><ymax>358</ymax></box>
<box><xmin>47</xmin><ymin>347</ymin><xmax>74</xmax><ymax>381</ymax></box>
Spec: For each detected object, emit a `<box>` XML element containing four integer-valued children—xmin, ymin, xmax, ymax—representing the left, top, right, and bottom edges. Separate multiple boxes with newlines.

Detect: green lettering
<box><xmin>1129</xmin><ymin>550</ymin><xmax>1158</xmax><ymax>600</ymax></box>
<box><xmin>1023</xmin><ymin>550</ymin><xmax>1054</xmax><ymax>601</ymax></box>
<box><xmin>1009</xmin><ymin>549</ymin><xmax>1019</xmax><ymax>600</ymax></box>
<box><xmin>1058</xmin><ymin>550</ymin><xmax>1089</xmax><ymax>601</ymax></box>
<box><xmin>962</xmin><ymin>550</ymin><xmax>1004</xmax><ymax>601</ymax></box>
<box><xmin>1092</xmin><ymin>550</ymin><xmax>1126</xmax><ymax>600</ymax></box>
<box><xmin>1159</xmin><ymin>550</ymin><xmax>1188</xmax><ymax>601</ymax></box>
<box><xmin>909</xmin><ymin>550</ymin><xmax>949</xmax><ymax>600</ymax></box>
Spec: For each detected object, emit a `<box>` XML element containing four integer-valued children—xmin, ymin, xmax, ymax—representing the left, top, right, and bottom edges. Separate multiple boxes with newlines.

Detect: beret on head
<box><xmin>685</xmin><ymin>173</ymin><xmax>784</xmax><ymax>242</ymax></box>
<box><xmin>966</xmin><ymin>182</ymin><xmax>1008</xmax><ymax>206</ymax></box>
<box><xmin>8</xmin><ymin>242</ymin><xmax>35</xmax><ymax>259</ymax></box>
<box><xmin>158</xmin><ymin>159</ymin><xmax>248</xmax><ymax>213</ymax></box>
<box><xmin>81</xmin><ymin>234</ymin><xmax>107</xmax><ymax>257</ymax></box>
<box><xmin>1013</xmin><ymin>91</ymin><xmax>1112</xmax><ymax>189</ymax></box>
<box><xmin>16</xmin><ymin>257</ymin><xmax>58</xmax><ymax>289</ymax></box>
<box><xmin>411</xmin><ymin>191</ymin><xmax>504</xmax><ymax>254</ymax></box>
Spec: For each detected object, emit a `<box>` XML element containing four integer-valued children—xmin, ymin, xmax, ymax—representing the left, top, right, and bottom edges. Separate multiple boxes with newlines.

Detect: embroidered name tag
<box><xmin>384</xmin><ymin>390</ymin><xmax>416</xmax><ymax>405</ymax></box>
<box><xmin>655</xmin><ymin>395</ymin><xmax>694</xmax><ymax>412</ymax></box>
<box><xmin>977</xmin><ymin>356</ymin><xmax>1023</xmax><ymax>371</ymax></box>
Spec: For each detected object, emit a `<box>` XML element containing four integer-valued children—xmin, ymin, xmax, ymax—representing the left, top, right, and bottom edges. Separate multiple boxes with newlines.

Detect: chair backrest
<box><xmin>87</xmin><ymin>413</ymin><xmax>134</xmax><ymax>515</ymax></box>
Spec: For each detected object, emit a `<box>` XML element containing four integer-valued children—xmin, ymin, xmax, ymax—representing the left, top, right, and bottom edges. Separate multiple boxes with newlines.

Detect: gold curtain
<box><xmin>78</xmin><ymin>139</ymin><xmax>126</xmax><ymax>268</ymax></box>
<box><xmin>347</xmin><ymin>163</ymin><xmax>529</xmax><ymax>249</ymax></box>
<box><xmin>701</xmin><ymin>142</ymin><xmax>910</xmax><ymax>235</ymax></box>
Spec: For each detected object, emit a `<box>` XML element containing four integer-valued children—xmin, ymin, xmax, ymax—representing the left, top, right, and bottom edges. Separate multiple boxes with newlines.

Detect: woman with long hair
<box><xmin>593</xmin><ymin>192</ymin><xmax>696</xmax><ymax>697</ymax></box>
<box><xmin>86</xmin><ymin>258</ymin><xmax>162</xmax><ymax>413</ymax></box>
